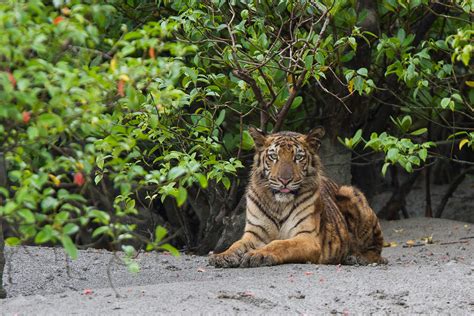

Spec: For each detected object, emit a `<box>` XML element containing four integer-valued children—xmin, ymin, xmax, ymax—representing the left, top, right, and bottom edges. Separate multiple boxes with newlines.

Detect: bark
<box><xmin>320</xmin><ymin>138</ymin><xmax>352</xmax><ymax>185</ymax></box>
<box><xmin>435</xmin><ymin>168</ymin><xmax>473</xmax><ymax>218</ymax></box>
<box><xmin>378</xmin><ymin>170</ymin><xmax>421</xmax><ymax>220</ymax></box>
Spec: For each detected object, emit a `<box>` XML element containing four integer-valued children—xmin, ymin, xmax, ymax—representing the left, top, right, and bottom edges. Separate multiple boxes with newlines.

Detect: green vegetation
<box><xmin>0</xmin><ymin>0</ymin><xmax>472</xmax><ymax>274</ymax></box>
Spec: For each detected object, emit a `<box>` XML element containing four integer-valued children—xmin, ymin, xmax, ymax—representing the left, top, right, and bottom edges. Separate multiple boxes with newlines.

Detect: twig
<box><xmin>273</xmin><ymin>12</ymin><xmax>331</xmax><ymax>132</ymax></box>
<box><xmin>107</xmin><ymin>253</ymin><xmax>121</xmax><ymax>298</ymax></box>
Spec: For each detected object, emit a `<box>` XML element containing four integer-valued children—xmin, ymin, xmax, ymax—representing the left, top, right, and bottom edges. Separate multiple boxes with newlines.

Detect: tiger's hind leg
<box><xmin>336</xmin><ymin>186</ymin><xmax>388</xmax><ymax>265</ymax></box>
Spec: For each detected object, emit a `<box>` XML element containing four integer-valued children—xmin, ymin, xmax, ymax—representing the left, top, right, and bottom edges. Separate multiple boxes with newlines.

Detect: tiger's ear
<box><xmin>248</xmin><ymin>126</ymin><xmax>266</xmax><ymax>149</ymax></box>
<box><xmin>306</xmin><ymin>126</ymin><xmax>325</xmax><ymax>151</ymax></box>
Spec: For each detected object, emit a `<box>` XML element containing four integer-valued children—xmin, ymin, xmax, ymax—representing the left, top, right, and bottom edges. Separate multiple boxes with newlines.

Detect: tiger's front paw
<box><xmin>239</xmin><ymin>251</ymin><xmax>278</xmax><ymax>268</ymax></box>
<box><xmin>209</xmin><ymin>250</ymin><xmax>243</xmax><ymax>268</ymax></box>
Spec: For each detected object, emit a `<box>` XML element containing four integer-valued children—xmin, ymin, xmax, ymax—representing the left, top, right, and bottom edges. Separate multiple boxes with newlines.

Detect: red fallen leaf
<box><xmin>74</xmin><ymin>172</ymin><xmax>85</xmax><ymax>186</ymax></box>
<box><xmin>22</xmin><ymin>111</ymin><xmax>31</xmax><ymax>124</ymax></box>
<box><xmin>7</xmin><ymin>71</ymin><xmax>16</xmax><ymax>88</ymax></box>
<box><xmin>83</xmin><ymin>289</ymin><xmax>93</xmax><ymax>295</ymax></box>
<box><xmin>336</xmin><ymin>264</ymin><xmax>342</xmax><ymax>272</ymax></box>
<box><xmin>149</xmin><ymin>47</ymin><xmax>156</xmax><ymax>59</ymax></box>
<box><xmin>197</xmin><ymin>267</ymin><xmax>206</xmax><ymax>272</ymax></box>
<box><xmin>343</xmin><ymin>309</ymin><xmax>349</xmax><ymax>316</ymax></box>
<box><xmin>319</xmin><ymin>277</ymin><xmax>325</xmax><ymax>283</ymax></box>
<box><xmin>304</xmin><ymin>271</ymin><xmax>313</xmax><ymax>276</ymax></box>
<box><xmin>53</xmin><ymin>16</ymin><xmax>65</xmax><ymax>25</ymax></box>
<box><xmin>117</xmin><ymin>79</ymin><xmax>125</xmax><ymax>97</ymax></box>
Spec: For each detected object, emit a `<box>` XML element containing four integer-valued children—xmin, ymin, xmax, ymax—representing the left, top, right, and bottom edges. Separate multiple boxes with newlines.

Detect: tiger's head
<box><xmin>249</xmin><ymin>127</ymin><xmax>325</xmax><ymax>203</ymax></box>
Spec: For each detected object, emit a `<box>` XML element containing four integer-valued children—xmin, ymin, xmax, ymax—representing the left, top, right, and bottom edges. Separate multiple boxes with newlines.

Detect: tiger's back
<box><xmin>209</xmin><ymin>128</ymin><xmax>386</xmax><ymax>268</ymax></box>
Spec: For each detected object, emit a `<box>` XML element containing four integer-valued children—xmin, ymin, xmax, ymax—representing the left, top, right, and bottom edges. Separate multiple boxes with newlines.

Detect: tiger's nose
<box><xmin>278</xmin><ymin>177</ymin><xmax>292</xmax><ymax>185</ymax></box>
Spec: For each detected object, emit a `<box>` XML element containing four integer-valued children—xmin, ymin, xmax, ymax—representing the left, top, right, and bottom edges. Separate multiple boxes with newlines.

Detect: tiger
<box><xmin>208</xmin><ymin>127</ymin><xmax>386</xmax><ymax>268</ymax></box>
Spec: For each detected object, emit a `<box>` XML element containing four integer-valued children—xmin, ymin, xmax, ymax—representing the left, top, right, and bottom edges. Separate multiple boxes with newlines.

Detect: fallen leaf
<box><xmin>393</xmin><ymin>228</ymin><xmax>404</xmax><ymax>233</ymax></box>
<box><xmin>421</xmin><ymin>235</ymin><xmax>433</xmax><ymax>244</ymax></box>
<box><xmin>304</xmin><ymin>271</ymin><xmax>313</xmax><ymax>276</ymax></box>
<box><xmin>406</xmin><ymin>240</ymin><xmax>415</xmax><ymax>247</ymax></box>
<box><xmin>197</xmin><ymin>267</ymin><xmax>206</xmax><ymax>272</ymax></box>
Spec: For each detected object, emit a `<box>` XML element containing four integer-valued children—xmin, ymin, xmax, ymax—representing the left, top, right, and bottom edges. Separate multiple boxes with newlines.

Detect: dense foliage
<box><xmin>0</xmin><ymin>0</ymin><xmax>472</xmax><ymax>261</ymax></box>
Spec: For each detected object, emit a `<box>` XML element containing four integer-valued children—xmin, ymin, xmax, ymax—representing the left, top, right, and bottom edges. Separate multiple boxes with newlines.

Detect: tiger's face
<box><xmin>249</xmin><ymin>127</ymin><xmax>325</xmax><ymax>203</ymax></box>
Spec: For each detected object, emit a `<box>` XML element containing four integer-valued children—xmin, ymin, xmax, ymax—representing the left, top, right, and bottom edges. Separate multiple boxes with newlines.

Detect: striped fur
<box><xmin>209</xmin><ymin>128</ymin><xmax>386</xmax><ymax>268</ymax></box>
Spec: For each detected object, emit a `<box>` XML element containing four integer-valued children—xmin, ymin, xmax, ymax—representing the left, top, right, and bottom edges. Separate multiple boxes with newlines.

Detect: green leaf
<box><xmin>386</xmin><ymin>148</ymin><xmax>399</xmax><ymax>162</ymax></box>
<box><xmin>215</xmin><ymin>109</ymin><xmax>226</xmax><ymax>126</ymax></box>
<box><xmin>195</xmin><ymin>173</ymin><xmax>208</xmax><ymax>189</ymax></box>
<box><xmin>61</xmin><ymin>235</ymin><xmax>78</xmax><ymax>259</ymax></box>
<box><xmin>241</xmin><ymin>130</ymin><xmax>254</xmax><ymax>150</ymax></box>
<box><xmin>18</xmin><ymin>208</ymin><xmax>35</xmax><ymax>224</ymax></box>
<box><xmin>41</xmin><ymin>196</ymin><xmax>59</xmax><ymax>211</ymax></box>
<box><xmin>222</xmin><ymin>176</ymin><xmax>231</xmax><ymax>190</ymax></box>
<box><xmin>419</xmin><ymin>148</ymin><xmax>428</xmax><ymax>161</ymax></box>
<box><xmin>410</xmin><ymin>128</ymin><xmax>427</xmax><ymax>136</ymax></box>
<box><xmin>92</xmin><ymin>226</ymin><xmax>110</xmax><ymax>238</ymax></box>
<box><xmin>35</xmin><ymin>226</ymin><xmax>54</xmax><ymax>244</ymax></box>
<box><xmin>176</xmin><ymin>187</ymin><xmax>187</xmax><ymax>207</ymax></box>
<box><xmin>27</xmin><ymin>126</ymin><xmax>39</xmax><ymax>140</ymax></box>
<box><xmin>160</xmin><ymin>243</ymin><xmax>180</xmax><ymax>256</ymax></box>
<box><xmin>356</xmin><ymin>68</ymin><xmax>368</xmax><ymax>77</ymax></box>
<box><xmin>122</xmin><ymin>245</ymin><xmax>136</xmax><ymax>256</ymax></box>
<box><xmin>168</xmin><ymin>166</ymin><xmax>186</xmax><ymax>180</ymax></box>
<box><xmin>401</xmin><ymin>115</ymin><xmax>412</xmax><ymax>131</ymax></box>
<box><xmin>63</xmin><ymin>223</ymin><xmax>79</xmax><ymax>235</ymax></box>
<box><xmin>290</xmin><ymin>96</ymin><xmax>303</xmax><ymax>109</ymax></box>
<box><xmin>5</xmin><ymin>237</ymin><xmax>21</xmax><ymax>246</ymax></box>
<box><xmin>381</xmin><ymin>162</ymin><xmax>390</xmax><ymax>176</ymax></box>
<box><xmin>126</xmin><ymin>260</ymin><xmax>140</xmax><ymax>274</ymax></box>
<box><xmin>155</xmin><ymin>226</ymin><xmax>167</xmax><ymax>242</ymax></box>
<box><xmin>440</xmin><ymin>97</ymin><xmax>450</xmax><ymax>109</ymax></box>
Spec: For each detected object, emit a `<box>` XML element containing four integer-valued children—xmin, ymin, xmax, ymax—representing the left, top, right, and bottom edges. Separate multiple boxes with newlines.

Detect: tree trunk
<box><xmin>320</xmin><ymin>138</ymin><xmax>352</xmax><ymax>185</ymax></box>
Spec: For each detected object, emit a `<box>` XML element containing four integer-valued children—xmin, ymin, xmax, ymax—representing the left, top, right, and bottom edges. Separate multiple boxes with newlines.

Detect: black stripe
<box><xmin>295</xmin><ymin>229</ymin><xmax>316</xmax><ymax>236</ymax></box>
<box><xmin>247</xmin><ymin>193</ymin><xmax>279</xmax><ymax>229</ymax></box>
<box><xmin>247</xmin><ymin>218</ymin><xmax>270</xmax><ymax>237</ymax></box>
<box><xmin>289</xmin><ymin>213</ymin><xmax>313</xmax><ymax>234</ymax></box>
<box><xmin>245</xmin><ymin>230</ymin><xmax>266</xmax><ymax>243</ymax></box>
<box><xmin>280</xmin><ymin>190</ymin><xmax>313</xmax><ymax>226</ymax></box>
<box><xmin>289</xmin><ymin>202</ymin><xmax>313</xmax><ymax>223</ymax></box>
<box><xmin>293</xmin><ymin>212</ymin><xmax>313</xmax><ymax>227</ymax></box>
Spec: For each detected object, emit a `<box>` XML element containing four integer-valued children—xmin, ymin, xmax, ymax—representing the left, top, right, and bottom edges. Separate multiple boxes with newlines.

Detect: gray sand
<box><xmin>0</xmin><ymin>217</ymin><xmax>473</xmax><ymax>314</ymax></box>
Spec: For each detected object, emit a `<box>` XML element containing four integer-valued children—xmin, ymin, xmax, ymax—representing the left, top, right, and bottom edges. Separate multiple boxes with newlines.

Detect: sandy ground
<box><xmin>0</xmin><ymin>217</ymin><xmax>473</xmax><ymax>315</ymax></box>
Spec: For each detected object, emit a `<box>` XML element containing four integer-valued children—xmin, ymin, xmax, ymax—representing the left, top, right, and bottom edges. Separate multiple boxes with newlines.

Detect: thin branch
<box><xmin>273</xmin><ymin>13</ymin><xmax>331</xmax><ymax>132</ymax></box>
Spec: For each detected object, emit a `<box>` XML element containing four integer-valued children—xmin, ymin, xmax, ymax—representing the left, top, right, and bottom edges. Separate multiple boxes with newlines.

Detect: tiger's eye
<box><xmin>269</xmin><ymin>153</ymin><xmax>278</xmax><ymax>160</ymax></box>
<box><xmin>295</xmin><ymin>153</ymin><xmax>304</xmax><ymax>161</ymax></box>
